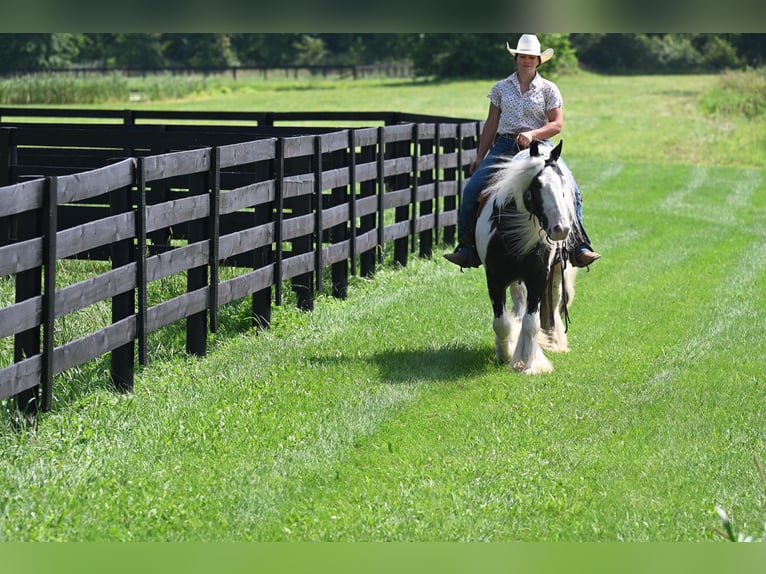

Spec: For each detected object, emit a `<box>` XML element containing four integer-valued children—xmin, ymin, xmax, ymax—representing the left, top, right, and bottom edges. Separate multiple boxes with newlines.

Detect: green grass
<box><xmin>1</xmin><ymin>73</ymin><xmax>766</xmax><ymax>542</ymax></box>
<box><xmin>130</xmin><ymin>71</ymin><xmax>766</xmax><ymax>168</ymax></box>
<box><xmin>5</xmin><ymin>71</ymin><xmax>764</xmax><ymax>167</ymax></box>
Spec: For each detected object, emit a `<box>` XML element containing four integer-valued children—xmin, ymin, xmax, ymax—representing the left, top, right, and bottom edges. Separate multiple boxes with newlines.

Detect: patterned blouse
<box><xmin>488</xmin><ymin>72</ymin><xmax>563</xmax><ymax>135</ymax></box>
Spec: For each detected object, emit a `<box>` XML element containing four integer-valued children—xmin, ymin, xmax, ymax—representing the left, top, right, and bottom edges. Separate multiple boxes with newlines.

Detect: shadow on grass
<box><xmin>311</xmin><ymin>343</ymin><xmax>495</xmax><ymax>385</ymax></box>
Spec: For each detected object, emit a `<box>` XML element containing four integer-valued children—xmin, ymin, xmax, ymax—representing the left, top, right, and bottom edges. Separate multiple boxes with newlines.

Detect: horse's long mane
<box><xmin>480</xmin><ymin>151</ymin><xmax>548</xmax><ymax>254</ymax></box>
<box><xmin>480</xmin><ymin>152</ymin><xmax>546</xmax><ymax>209</ymax></box>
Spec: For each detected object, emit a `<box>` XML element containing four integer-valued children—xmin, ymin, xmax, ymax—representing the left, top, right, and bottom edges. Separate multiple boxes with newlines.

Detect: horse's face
<box><xmin>526</xmin><ymin>141</ymin><xmax>571</xmax><ymax>242</ymax></box>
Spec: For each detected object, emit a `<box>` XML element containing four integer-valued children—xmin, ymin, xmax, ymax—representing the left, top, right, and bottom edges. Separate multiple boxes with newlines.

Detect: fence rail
<box><xmin>0</xmin><ymin>108</ymin><xmax>482</xmax><ymax>417</ymax></box>
<box><xmin>0</xmin><ymin>63</ymin><xmax>414</xmax><ymax>81</ymax></box>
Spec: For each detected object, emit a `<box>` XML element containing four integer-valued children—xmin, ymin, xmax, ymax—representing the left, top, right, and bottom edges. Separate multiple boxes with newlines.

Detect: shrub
<box><xmin>698</xmin><ymin>69</ymin><xmax>766</xmax><ymax>119</ymax></box>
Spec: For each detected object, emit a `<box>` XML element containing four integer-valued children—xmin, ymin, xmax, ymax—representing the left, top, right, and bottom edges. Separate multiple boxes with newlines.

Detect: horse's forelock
<box><xmin>482</xmin><ymin>155</ymin><xmax>546</xmax><ymax>208</ymax></box>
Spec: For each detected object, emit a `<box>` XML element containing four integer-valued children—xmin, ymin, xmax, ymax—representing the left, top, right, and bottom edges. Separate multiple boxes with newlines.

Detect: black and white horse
<box><xmin>474</xmin><ymin>140</ymin><xmax>578</xmax><ymax>374</ymax></box>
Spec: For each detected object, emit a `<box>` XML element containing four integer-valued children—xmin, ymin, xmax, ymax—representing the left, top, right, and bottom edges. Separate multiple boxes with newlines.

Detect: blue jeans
<box><xmin>457</xmin><ymin>137</ymin><xmax>592</xmax><ymax>253</ymax></box>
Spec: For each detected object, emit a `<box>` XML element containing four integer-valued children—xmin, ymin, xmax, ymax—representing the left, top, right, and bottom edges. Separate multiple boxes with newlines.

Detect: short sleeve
<box><xmin>545</xmin><ymin>81</ymin><xmax>563</xmax><ymax>111</ymax></box>
<box><xmin>488</xmin><ymin>82</ymin><xmax>502</xmax><ymax>108</ymax></box>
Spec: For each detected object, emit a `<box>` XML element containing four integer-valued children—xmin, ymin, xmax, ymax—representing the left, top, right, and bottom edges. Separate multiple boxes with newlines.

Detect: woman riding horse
<box><xmin>444</xmin><ymin>34</ymin><xmax>600</xmax><ymax>269</ymax></box>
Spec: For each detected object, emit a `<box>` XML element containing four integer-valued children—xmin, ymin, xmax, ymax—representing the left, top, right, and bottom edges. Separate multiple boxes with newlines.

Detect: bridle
<box><xmin>549</xmin><ymin>244</ymin><xmax>572</xmax><ymax>333</ymax></box>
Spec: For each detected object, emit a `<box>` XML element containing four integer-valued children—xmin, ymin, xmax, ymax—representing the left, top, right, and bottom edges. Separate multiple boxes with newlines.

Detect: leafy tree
<box><xmin>110</xmin><ymin>34</ymin><xmax>166</xmax><ymax>69</ymax></box>
<box><xmin>293</xmin><ymin>35</ymin><xmax>328</xmax><ymax>66</ymax></box>
<box><xmin>697</xmin><ymin>35</ymin><xmax>744</xmax><ymax>70</ymax></box>
<box><xmin>406</xmin><ymin>33</ymin><xmax>576</xmax><ymax>79</ymax></box>
<box><xmin>162</xmin><ymin>34</ymin><xmax>238</xmax><ymax>68</ymax></box>
<box><xmin>647</xmin><ymin>34</ymin><xmax>703</xmax><ymax>71</ymax></box>
<box><xmin>729</xmin><ymin>34</ymin><xmax>766</xmax><ymax>67</ymax></box>
<box><xmin>0</xmin><ymin>33</ymin><xmax>85</xmax><ymax>73</ymax></box>
<box><xmin>3</xmin><ymin>33</ymin><xmax>761</xmax><ymax>77</ymax></box>
<box><xmin>230</xmin><ymin>34</ymin><xmax>303</xmax><ymax>66</ymax></box>
<box><xmin>570</xmin><ymin>33</ymin><xmax>652</xmax><ymax>74</ymax></box>
<box><xmin>319</xmin><ymin>34</ymin><xmax>409</xmax><ymax>65</ymax></box>
<box><xmin>570</xmin><ymin>33</ymin><xmax>756</xmax><ymax>73</ymax></box>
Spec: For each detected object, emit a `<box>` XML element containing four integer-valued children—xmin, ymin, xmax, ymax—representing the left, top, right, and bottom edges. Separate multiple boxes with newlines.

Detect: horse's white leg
<box><xmin>493</xmin><ymin>311</ymin><xmax>513</xmax><ymax>364</ymax></box>
<box><xmin>564</xmin><ymin>265</ymin><xmax>576</xmax><ymax>309</ymax></box>
<box><xmin>487</xmin><ymin>271</ymin><xmax>513</xmax><ymax>364</ymax></box>
<box><xmin>512</xmin><ymin>311</ymin><xmax>553</xmax><ymax>374</ymax></box>
<box><xmin>492</xmin><ymin>282</ymin><xmax>527</xmax><ymax>363</ymax></box>
<box><xmin>539</xmin><ymin>265</ymin><xmax>577</xmax><ymax>353</ymax></box>
<box><xmin>509</xmin><ymin>281</ymin><xmax>525</xmax><ymax>348</ymax></box>
<box><xmin>539</xmin><ymin>272</ymin><xmax>568</xmax><ymax>353</ymax></box>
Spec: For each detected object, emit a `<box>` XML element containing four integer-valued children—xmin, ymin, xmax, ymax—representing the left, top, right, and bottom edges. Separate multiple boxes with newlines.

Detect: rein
<box><xmin>547</xmin><ymin>244</ymin><xmax>572</xmax><ymax>334</ymax></box>
<box><xmin>525</xmin><ymin>163</ymin><xmax>572</xmax><ymax>333</ymax></box>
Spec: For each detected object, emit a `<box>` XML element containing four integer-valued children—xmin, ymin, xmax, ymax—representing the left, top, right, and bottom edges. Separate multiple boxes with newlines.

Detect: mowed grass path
<box><xmin>1</xmin><ymin>74</ymin><xmax>765</xmax><ymax>541</ymax></box>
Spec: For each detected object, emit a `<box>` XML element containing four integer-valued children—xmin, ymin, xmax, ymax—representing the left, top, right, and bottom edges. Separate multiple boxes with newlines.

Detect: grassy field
<box><xmin>1</xmin><ymin>72</ymin><xmax>765</xmax><ymax>542</ymax></box>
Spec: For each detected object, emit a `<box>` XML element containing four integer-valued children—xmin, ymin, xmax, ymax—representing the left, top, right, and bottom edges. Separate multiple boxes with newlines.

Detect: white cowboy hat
<box><xmin>506</xmin><ymin>34</ymin><xmax>554</xmax><ymax>64</ymax></box>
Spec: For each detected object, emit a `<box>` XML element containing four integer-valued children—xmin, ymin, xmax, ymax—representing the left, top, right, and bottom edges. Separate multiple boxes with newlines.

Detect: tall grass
<box><xmin>698</xmin><ymin>69</ymin><xmax>766</xmax><ymax>119</ymax></box>
<box><xmin>0</xmin><ymin>73</ymin><xmax>237</xmax><ymax>105</ymax></box>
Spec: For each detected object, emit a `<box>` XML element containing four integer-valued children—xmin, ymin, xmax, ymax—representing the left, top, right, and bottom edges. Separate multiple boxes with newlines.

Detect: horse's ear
<box><xmin>530</xmin><ymin>140</ymin><xmax>540</xmax><ymax>157</ymax></box>
<box><xmin>550</xmin><ymin>140</ymin><xmax>563</xmax><ymax>161</ymax></box>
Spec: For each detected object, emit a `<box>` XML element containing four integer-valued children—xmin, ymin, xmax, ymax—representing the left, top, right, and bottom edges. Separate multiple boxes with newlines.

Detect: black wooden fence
<box><xmin>0</xmin><ymin>108</ymin><xmax>482</xmax><ymax>417</ymax></box>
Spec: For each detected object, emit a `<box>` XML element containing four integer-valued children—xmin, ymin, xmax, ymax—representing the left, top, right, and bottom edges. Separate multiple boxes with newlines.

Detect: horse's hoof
<box><xmin>513</xmin><ymin>361</ymin><xmax>526</xmax><ymax>372</ymax></box>
<box><xmin>525</xmin><ymin>362</ymin><xmax>554</xmax><ymax>375</ymax></box>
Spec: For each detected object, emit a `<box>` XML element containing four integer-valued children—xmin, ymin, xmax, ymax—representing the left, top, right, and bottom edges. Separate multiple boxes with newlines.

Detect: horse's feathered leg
<box><xmin>487</xmin><ymin>275</ymin><xmax>513</xmax><ymax>364</ymax></box>
<box><xmin>539</xmin><ymin>258</ymin><xmax>575</xmax><ymax>352</ymax></box>
<box><xmin>512</xmin><ymin>289</ymin><xmax>554</xmax><ymax>375</ymax></box>
<box><xmin>509</xmin><ymin>281</ymin><xmax>526</xmax><ymax>347</ymax></box>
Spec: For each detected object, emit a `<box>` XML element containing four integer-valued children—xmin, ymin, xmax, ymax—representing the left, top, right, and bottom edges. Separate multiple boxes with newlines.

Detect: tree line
<box><xmin>0</xmin><ymin>33</ymin><xmax>763</xmax><ymax>78</ymax></box>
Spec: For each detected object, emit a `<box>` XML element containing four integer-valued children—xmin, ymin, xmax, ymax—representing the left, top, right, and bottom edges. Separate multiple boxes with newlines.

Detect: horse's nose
<box><xmin>550</xmin><ymin>223</ymin><xmax>570</xmax><ymax>241</ymax></box>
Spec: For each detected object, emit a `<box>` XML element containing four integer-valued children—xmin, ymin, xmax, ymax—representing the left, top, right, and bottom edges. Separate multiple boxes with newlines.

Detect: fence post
<box><xmin>418</xmin><ymin>124</ymin><xmax>434</xmax><ymax>259</ymax></box>
<box><xmin>122</xmin><ymin>109</ymin><xmax>136</xmax><ymax>127</ymax></box>
<box><xmin>274</xmin><ymin>138</ymin><xmax>284</xmax><ymax>306</ymax></box>
<box><xmin>135</xmin><ymin>157</ymin><xmax>148</xmax><ymax>367</ymax></box>
<box><xmin>433</xmin><ymin>123</ymin><xmax>441</xmax><ymax>247</ymax></box>
<box><xmin>110</xmin><ymin>165</ymin><xmax>136</xmax><ymax>392</ymax></box>
<box><xmin>359</xmin><ymin>136</ymin><xmax>376</xmax><ymax>278</ymax></box>
<box><xmin>410</xmin><ymin>123</ymin><xmax>419</xmax><ymax>255</ymax></box>
<box><xmin>330</xmin><ymin>147</ymin><xmax>349</xmax><ymax>300</ymax></box>
<box><xmin>12</xmin><ymin>187</ymin><xmax>43</xmax><ymax>418</ymax></box>
<box><xmin>40</xmin><ymin>176</ymin><xmax>57</xmax><ymax>411</ymax></box>
<box><xmin>251</xmin><ymin>159</ymin><xmax>272</xmax><ymax>330</ymax></box>
<box><xmin>313</xmin><ymin>135</ymin><xmax>324</xmax><ymax>295</ymax></box>
<box><xmin>393</xmin><ymin>135</ymin><xmax>410</xmax><ymax>268</ymax></box>
<box><xmin>442</xmin><ymin>124</ymin><xmax>459</xmax><ymax>246</ymax></box>
<box><xmin>294</xmin><ymin>151</ymin><xmax>321</xmax><ymax>311</ymax></box>
<box><xmin>0</xmin><ymin>127</ymin><xmax>15</xmax><ymax>187</ymax></box>
<box><xmin>348</xmin><ymin>129</ymin><xmax>357</xmax><ymax>277</ymax></box>
<box><xmin>0</xmin><ymin>128</ymin><xmax>16</xmax><ymax>246</ymax></box>
<box><xmin>209</xmin><ymin>146</ymin><xmax>220</xmax><ymax>333</ymax></box>
<box><xmin>290</xmin><ymin>155</ymin><xmax>314</xmax><ymax>312</ymax></box>
<box><xmin>186</xmin><ymin>169</ymin><xmax>208</xmax><ymax>357</ymax></box>
<box><xmin>376</xmin><ymin>126</ymin><xmax>385</xmax><ymax>265</ymax></box>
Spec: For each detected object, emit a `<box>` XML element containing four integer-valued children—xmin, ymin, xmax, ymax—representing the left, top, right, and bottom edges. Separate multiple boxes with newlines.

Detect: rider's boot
<box><xmin>444</xmin><ymin>240</ymin><xmax>481</xmax><ymax>269</ymax></box>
